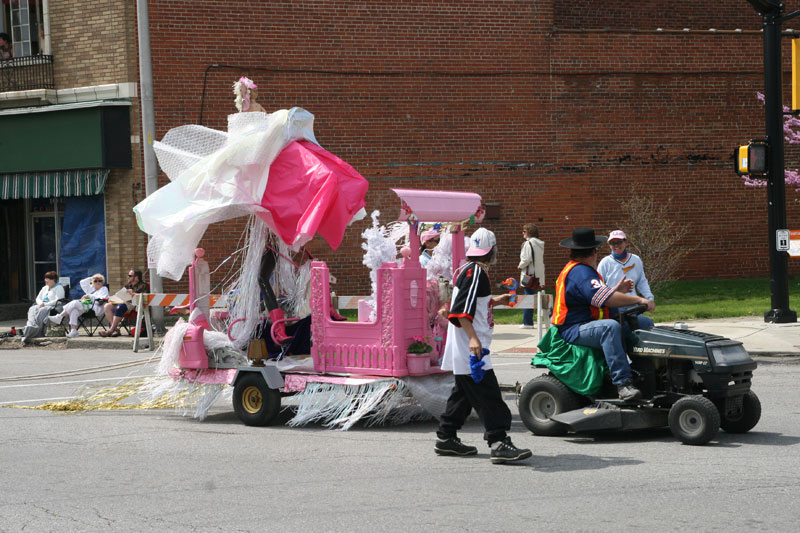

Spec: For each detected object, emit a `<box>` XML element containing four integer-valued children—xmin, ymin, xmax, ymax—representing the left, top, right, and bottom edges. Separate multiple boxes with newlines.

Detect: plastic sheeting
<box><xmin>59</xmin><ymin>195</ymin><xmax>106</xmax><ymax>298</ymax></box>
<box><xmin>134</xmin><ymin>107</ymin><xmax>366</xmax><ymax>281</ymax></box>
<box><xmin>258</xmin><ymin>140</ymin><xmax>368</xmax><ymax>250</ymax></box>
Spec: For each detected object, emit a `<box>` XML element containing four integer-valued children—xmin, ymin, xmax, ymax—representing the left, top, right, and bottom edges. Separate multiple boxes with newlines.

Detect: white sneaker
<box><xmin>519</xmin><ymin>325</ymin><xmax>535</xmax><ymax>329</ymax></box>
<box><xmin>48</xmin><ymin>314</ymin><xmax>63</xmax><ymax>325</ymax></box>
<box><xmin>66</xmin><ymin>329</ymin><xmax>79</xmax><ymax>338</ymax></box>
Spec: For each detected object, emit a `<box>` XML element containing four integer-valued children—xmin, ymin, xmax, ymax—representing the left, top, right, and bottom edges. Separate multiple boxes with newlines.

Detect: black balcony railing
<box><xmin>0</xmin><ymin>55</ymin><xmax>55</xmax><ymax>93</ymax></box>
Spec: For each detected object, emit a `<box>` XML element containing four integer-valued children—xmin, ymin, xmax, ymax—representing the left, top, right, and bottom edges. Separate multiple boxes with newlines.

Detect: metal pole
<box><xmin>136</xmin><ymin>0</ymin><xmax>164</xmax><ymax>331</ymax></box>
<box><xmin>761</xmin><ymin>8</ymin><xmax>797</xmax><ymax>323</ymax></box>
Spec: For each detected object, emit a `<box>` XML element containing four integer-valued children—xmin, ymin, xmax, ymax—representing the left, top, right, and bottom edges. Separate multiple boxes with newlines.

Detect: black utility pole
<box><xmin>748</xmin><ymin>0</ymin><xmax>797</xmax><ymax>323</ymax></box>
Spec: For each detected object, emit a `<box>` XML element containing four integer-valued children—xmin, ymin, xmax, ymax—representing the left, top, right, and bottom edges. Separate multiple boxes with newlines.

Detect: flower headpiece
<box><xmin>233</xmin><ymin>76</ymin><xmax>258</xmax><ymax>112</ymax></box>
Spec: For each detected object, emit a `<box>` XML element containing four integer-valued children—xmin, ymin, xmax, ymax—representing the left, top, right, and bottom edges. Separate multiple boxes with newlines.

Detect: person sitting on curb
<box><xmin>553</xmin><ymin>228</ymin><xmax>655</xmax><ymax>401</ymax></box>
<box><xmin>99</xmin><ymin>269</ymin><xmax>148</xmax><ymax>337</ymax></box>
<box><xmin>49</xmin><ymin>274</ymin><xmax>109</xmax><ymax>338</ymax></box>
<box><xmin>435</xmin><ymin>227</ymin><xmax>533</xmax><ymax>464</ymax></box>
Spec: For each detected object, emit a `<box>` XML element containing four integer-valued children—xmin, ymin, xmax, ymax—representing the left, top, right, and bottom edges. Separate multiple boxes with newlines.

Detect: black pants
<box><xmin>436</xmin><ymin>369</ymin><xmax>512</xmax><ymax>446</ymax></box>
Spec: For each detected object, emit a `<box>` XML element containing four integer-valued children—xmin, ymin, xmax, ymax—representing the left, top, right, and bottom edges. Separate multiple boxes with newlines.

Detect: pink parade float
<box><xmin>168</xmin><ymin>188</ymin><xmax>484</xmax><ymax>428</ymax></box>
<box><xmin>132</xmin><ymin>80</ymin><xmax>488</xmax><ymax>428</ymax></box>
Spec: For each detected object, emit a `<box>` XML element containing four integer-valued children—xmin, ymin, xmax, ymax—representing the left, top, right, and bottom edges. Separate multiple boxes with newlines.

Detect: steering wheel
<box><xmin>618</xmin><ymin>303</ymin><xmax>648</xmax><ymax>332</ymax></box>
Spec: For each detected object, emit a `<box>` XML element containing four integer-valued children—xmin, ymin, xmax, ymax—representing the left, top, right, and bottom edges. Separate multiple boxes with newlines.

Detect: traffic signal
<box><xmin>794</xmin><ymin>38</ymin><xmax>800</xmax><ymax>111</ymax></box>
<box><xmin>734</xmin><ymin>140</ymin><xmax>768</xmax><ymax>176</ymax></box>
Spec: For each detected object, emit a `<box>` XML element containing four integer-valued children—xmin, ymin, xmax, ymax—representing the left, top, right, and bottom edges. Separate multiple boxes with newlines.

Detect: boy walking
<box><xmin>435</xmin><ymin>228</ymin><xmax>532</xmax><ymax>464</ymax></box>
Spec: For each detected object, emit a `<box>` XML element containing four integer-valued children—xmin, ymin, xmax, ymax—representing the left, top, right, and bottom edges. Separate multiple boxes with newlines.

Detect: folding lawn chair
<box><xmin>77</xmin><ymin>299</ymin><xmax>108</xmax><ymax>336</ymax></box>
<box><xmin>119</xmin><ymin>307</ymin><xmax>147</xmax><ymax>337</ymax></box>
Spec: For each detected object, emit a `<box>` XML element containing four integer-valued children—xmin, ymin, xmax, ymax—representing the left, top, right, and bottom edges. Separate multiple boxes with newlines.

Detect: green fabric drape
<box><xmin>533</xmin><ymin>326</ymin><xmax>609</xmax><ymax>396</ymax></box>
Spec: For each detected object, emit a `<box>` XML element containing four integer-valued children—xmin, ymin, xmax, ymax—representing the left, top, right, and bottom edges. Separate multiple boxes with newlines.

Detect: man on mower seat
<box><xmin>553</xmin><ymin>228</ymin><xmax>655</xmax><ymax>401</ymax></box>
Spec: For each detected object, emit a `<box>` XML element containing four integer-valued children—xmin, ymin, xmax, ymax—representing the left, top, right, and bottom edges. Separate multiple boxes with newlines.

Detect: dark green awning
<box><xmin>0</xmin><ymin>169</ymin><xmax>109</xmax><ymax>199</ymax></box>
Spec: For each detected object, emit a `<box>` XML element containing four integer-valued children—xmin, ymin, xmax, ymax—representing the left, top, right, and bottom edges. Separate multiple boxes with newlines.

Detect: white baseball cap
<box><xmin>467</xmin><ymin>227</ymin><xmax>497</xmax><ymax>257</ymax></box>
<box><xmin>608</xmin><ymin>230</ymin><xmax>627</xmax><ymax>242</ymax></box>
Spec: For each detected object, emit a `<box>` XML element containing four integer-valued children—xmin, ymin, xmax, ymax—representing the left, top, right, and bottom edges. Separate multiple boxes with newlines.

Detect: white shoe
<box><xmin>48</xmin><ymin>314</ymin><xmax>63</xmax><ymax>325</ymax></box>
<box><xmin>66</xmin><ymin>329</ymin><xmax>79</xmax><ymax>338</ymax></box>
<box><xmin>519</xmin><ymin>325</ymin><xmax>535</xmax><ymax>329</ymax></box>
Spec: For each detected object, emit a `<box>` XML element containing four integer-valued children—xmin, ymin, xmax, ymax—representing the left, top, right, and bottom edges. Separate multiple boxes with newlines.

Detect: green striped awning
<box><xmin>0</xmin><ymin>169</ymin><xmax>109</xmax><ymax>199</ymax></box>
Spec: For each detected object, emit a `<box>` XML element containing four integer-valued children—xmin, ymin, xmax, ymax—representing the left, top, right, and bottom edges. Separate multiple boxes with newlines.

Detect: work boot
<box><xmin>434</xmin><ymin>437</ymin><xmax>478</xmax><ymax>456</ymax></box>
<box><xmin>490</xmin><ymin>437</ymin><xmax>532</xmax><ymax>464</ymax></box>
<box><xmin>617</xmin><ymin>381</ymin><xmax>642</xmax><ymax>401</ymax></box>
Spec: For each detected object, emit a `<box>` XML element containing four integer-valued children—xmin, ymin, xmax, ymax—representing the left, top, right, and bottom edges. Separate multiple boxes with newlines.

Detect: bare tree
<box><xmin>609</xmin><ymin>191</ymin><xmax>693</xmax><ymax>292</ymax></box>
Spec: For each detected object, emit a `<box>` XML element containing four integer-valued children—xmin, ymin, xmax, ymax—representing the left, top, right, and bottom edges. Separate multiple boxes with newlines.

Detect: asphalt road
<box><xmin>1</xmin><ymin>347</ymin><xmax>799</xmax><ymax>532</ymax></box>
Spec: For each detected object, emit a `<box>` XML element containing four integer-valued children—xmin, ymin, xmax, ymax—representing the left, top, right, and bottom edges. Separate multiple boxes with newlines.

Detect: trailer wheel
<box><xmin>668</xmin><ymin>395</ymin><xmax>720</xmax><ymax>445</ymax></box>
<box><xmin>720</xmin><ymin>391</ymin><xmax>761</xmax><ymax>434</ymax></box>
<box><xmin>519</xmin><ymin>374</ymin><xmax>582</xmax><ymax>436</ymax></box>
<box><xmin>233</xmin><ymin>373</ymin><xmax>281</xmax><ymax>427</ymax></box>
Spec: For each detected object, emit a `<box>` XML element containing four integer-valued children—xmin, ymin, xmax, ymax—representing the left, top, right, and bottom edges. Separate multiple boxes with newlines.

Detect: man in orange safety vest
<box><xmin>552</xmin><ymin>228</ymin><xmax>655</xmax><ymax>401</ymax></box>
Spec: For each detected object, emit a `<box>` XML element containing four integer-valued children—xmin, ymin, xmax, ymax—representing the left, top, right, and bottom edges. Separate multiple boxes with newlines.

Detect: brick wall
<box><xmin>49</xmin><ymin>0</ymin><xmax>146</xmax><ymax>290</ymax></box>
<box><xmin>144</xmin><ymin>0</ymin><xmax>800</xmax><ymax>295</ymax></box>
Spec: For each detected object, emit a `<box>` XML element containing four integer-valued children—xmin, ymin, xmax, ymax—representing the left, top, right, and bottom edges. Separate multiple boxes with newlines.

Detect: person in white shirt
<box><xmin>22</xmin><ymin>271</ymin><xmax>65</xmax><ymax>344</ymax></box>
<box><xmin>49</xmin><ymin>274</ymin><xmax>109</xmax><ymax>338</ymax></box>
<box><xmin>597</xmin><ymin>230</ymin><xmax>655</xmax><ymax>329</ymax></box>
<box><xmin>435</xmin><ymin>227</ymin><xmax>532</xmax><ymax>464</ymax></box>
<box><xmin>419</xmin><ymin>229</ymin><xmax>440</xmax><ymax>268</ymax></box>
<box><xmin>517</xmin><ymin>223</ymin><xmax>545</xmax><ymax>329</ymax></box>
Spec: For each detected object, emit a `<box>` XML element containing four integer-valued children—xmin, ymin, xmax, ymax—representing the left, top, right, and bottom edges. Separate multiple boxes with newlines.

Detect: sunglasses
<box><xmin>608</xmin><ymin>240</ymin><xmax>625</xmax><ymax>246</ymax></box>
<box><xmin>93</xmin><ymin>279</ymin><xmax>104</xmax><ymax>283</ymax></box>
<box><xmin>128</xmin><ymin>274</ymin><xmax>135</xmax><ymax>277</ymax></box>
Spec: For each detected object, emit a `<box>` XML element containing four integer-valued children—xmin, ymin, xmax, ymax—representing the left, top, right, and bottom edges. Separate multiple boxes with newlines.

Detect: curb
<box><xmin>0</xmin><ymin>336</ymin><xmax>158</xmax><ymax>351</ymax></box>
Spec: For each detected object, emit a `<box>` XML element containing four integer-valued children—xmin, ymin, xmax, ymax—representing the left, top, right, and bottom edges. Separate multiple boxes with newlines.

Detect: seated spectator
<box><xmin>22</xmin><ymin>271</ymin><xmax>65</xmax><ymax>344</ymax></box>
<box><xmin>99</xmin><ymin>269</ymin><xmax>148</xmax><ymax>337</ymax></box>
<box><xmin>0</xmin><ymin>32</ymin><xmax>12</xmax><ymax>60</ymax></box>
<box><xmin>49</xmin><ymin>274</ymin><xmax>109</xmax><ymax>338</ymax></box>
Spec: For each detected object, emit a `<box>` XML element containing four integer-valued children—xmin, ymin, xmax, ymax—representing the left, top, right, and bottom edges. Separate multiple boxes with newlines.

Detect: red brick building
<box><xmin>144</xmin><ymin>0</ymin><xmax>800</xmax><ymax>295</ymax></box>
<box><xmin>4</xmin><ymin>1</ymin><xmax>797</xmax><ymax>309</ymax></box>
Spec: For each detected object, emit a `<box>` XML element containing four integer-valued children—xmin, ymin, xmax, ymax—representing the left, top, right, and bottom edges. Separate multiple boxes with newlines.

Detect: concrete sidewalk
<box><xmin>490</xmin><ymin>316</ymin><xmax>800</xmax><ymax>358</ymax></box>
<box><xmin>1</xmin><ymin>316</ymin><xmax>799</xmax><ymax>356</ymax></box>
<box><xmin>0</xmin><ymin>318</ymin><xmax>155</xmax><ymax>351</ymax></box>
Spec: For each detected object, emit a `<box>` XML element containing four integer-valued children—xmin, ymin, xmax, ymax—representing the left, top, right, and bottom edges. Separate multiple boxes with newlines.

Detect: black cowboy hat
<box><xmin>559</xmin><ymin>227</ymin><xmax>607</xmax><ymax>249</ymax></box>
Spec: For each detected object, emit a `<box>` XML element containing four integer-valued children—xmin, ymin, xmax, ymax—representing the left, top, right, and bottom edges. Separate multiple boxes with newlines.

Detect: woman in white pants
<box><xmin>22</xmin><ymin>271</ymin><xmax>65</xmax><ymax>344</ymax></box>
<box><xmin>50</xmin><ymin>274</ymin><xmax>109</xmax><ymax>338</ymax></box>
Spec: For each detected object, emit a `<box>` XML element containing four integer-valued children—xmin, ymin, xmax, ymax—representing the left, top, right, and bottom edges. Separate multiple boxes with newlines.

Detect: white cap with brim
<box><xmin>467</xmin><ymin>227</ymin><xmax>497</xmax><ymax>257</ymax></box>
<box><xmin>608</xmin><ymin>230</ymin><xmax>627</xmax><ymax>242</ymax></box>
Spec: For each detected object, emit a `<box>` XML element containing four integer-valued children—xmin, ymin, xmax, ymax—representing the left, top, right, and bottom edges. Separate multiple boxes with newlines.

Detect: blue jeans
<box><xmin>574</xmin><ymin>319</ymin><xmax>632</xmax><ymax>386</ymax></box>
<box><xmin>522</xmin><ymin>286</ymin><xmax>536</xmax><ymax>326</ymax></box>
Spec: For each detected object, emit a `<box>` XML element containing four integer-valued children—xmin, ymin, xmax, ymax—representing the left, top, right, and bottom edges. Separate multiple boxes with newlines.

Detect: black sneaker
<box><xmin>490</xmin><ymin>437</ymin><xmax>532</xmax><ymax>464</ymax></box>
<box><xmin>434</xmin><ymin>437</ymin><xmax>478</xmax><ymax>456</ymax></box>
<box><xmin>617</xmin><ymin>382</ymin><xmax>642</xmax><ymax>401</ymax></box>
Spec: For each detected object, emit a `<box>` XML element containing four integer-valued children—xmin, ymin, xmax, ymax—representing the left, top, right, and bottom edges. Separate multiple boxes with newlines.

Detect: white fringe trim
<box><xmin>286</xmin><ymin>379</ymin><xmax>431</xmax><ymax>430</ymax></box>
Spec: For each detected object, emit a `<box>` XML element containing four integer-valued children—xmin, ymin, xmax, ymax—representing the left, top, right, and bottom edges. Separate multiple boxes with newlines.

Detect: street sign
<box><xmin>777</xmin><ymin>229</ymin><xmax>790</xmax><ymax>251</ymax></box>
<box><xmin>789</xmin><ymin>230</ymin><xmax>800</xmax><ymax>257</ymax></box>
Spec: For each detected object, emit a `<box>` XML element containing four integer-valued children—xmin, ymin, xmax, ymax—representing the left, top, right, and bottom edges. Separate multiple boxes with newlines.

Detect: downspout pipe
<box><xmin>41</xmin><ymin>0</ymin><xmax>51</xmax><ymax>55</ymax></box>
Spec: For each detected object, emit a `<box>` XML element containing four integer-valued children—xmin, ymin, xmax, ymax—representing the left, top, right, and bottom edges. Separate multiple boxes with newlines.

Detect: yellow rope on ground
<box><xmin>6</xmin><ymin>377</ymin><xmax>201</xmax><ymax>413</ymax></box>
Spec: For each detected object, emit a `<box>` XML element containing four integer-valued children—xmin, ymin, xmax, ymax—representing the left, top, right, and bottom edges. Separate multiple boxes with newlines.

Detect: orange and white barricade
<box><xmin>132</xmin><ymin>293</ymin><xmax>227</xmax><ymax>352</ymax></box>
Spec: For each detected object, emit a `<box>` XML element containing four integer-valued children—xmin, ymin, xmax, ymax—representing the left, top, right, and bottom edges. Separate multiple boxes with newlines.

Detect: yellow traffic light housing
<box><xmin>794</xmin><ymin>38</ymin><xmax>800</xmax><ymax>111</ymax></box>
<box><xmin>735</xmin><ymin>140</ymin><xmax>768</xmax><ymax>176</ymax></box>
